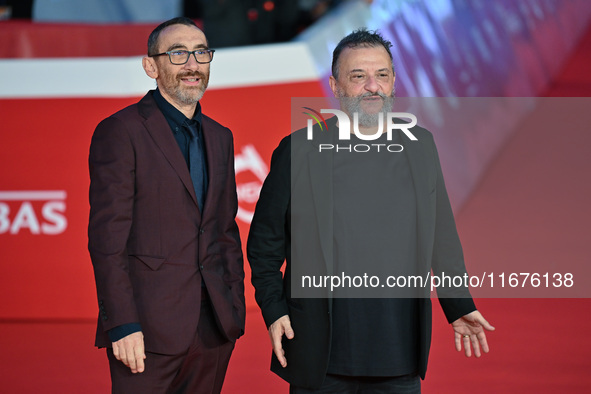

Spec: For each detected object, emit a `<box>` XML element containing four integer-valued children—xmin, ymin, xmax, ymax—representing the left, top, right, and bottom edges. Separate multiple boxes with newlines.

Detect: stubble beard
<box><xmin>163</xmin><ymin>70</ymin><xmax>210</xmax><ymax>105</ymax></box>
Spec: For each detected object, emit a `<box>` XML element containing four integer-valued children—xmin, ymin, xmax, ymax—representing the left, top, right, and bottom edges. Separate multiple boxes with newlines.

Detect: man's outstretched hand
<box><xmin>269</xmin><ymin>315</ymin><xmax>294</xmax><ymax>368</ymax></box>
<box><xmin>451</xmin><ymin>310</ymin><xmax>495</xmax><ymax>357</ymax></box>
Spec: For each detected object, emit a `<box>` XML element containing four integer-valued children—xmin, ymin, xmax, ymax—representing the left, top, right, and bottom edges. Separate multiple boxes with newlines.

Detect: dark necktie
<box><xmin>185</xmin><ymin>121</ymin><xmax>207</xmax><ymax>213</ymax></box>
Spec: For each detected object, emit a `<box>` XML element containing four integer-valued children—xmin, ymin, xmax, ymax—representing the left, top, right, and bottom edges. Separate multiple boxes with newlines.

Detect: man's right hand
<box><xmin>112</xmin><ymin>331</ymin><xmax>146</xmax><ymax>373</ymax></box>
<box><xmin>269</xmin><ymin>315</ymin><xmax>294</xmax><ymax>368</ymax></box>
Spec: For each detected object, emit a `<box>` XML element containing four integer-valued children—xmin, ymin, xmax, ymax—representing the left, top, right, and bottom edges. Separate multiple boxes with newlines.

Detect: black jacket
<box><xmin>247</xmin><ymin>117</ymin><xmax>475</xmax><ymax>388</ymax></box>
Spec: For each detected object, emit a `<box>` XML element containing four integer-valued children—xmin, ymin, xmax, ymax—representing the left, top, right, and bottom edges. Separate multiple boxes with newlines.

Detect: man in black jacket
<box><xmin>247</xmin><ymin>28</ymin><xmax>494</xmax><ymax>393</ymax></box>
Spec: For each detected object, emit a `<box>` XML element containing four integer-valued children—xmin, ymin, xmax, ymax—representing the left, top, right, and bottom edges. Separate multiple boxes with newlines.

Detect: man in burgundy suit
<box><xmin>88</xmin><ymin>17</ymin><xmax>245</xmax><ymax>393</ymax></box>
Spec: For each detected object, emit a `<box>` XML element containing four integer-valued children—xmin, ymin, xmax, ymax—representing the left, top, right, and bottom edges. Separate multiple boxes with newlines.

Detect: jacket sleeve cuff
<box><xmin>262</xmin><ymin>302</ymin><xmax>290</xmax><ymax>328</ymax></box>
<box><xmin>108</xmin><ymin>322</ymin><xmax>142</xmax><ymax>342</ymax></box>
<box><xmin>439</xmin><ymin>298</ymin><xmax>476</xmax><ymax>324</ymax></box>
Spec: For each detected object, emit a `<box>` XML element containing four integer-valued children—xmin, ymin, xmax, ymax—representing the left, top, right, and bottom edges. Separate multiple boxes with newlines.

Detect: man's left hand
<box><xmin>451</xmin><ymin>310</ymin><xmax>495</xmax><ymax>357</ymax></box>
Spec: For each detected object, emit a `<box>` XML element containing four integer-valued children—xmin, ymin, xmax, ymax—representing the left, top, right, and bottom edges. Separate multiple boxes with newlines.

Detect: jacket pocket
<box><xmin>130</xmin><ymin>254</ymin><xmax>166</xmax><ymax>271</ymax></box>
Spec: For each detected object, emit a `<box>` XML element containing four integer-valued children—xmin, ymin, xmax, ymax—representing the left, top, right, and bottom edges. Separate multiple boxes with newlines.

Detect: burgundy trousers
<box><xmin>107</xmin><ymin>301</ymin><xmax>235</xmax><ymax>394</ymax></box>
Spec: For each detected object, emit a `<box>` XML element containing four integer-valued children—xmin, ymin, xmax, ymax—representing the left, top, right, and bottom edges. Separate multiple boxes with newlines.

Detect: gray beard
<box><xmin>174</xmin><ymin>83</ymin><xmax>207</xmax><ymax>105</ymax></box>
<box><xmin>339</xmin><ymin>92</ymin><xmax>395</xmax><ymax>127</ymax></box>
<box><xmin>167</xmin><ymin>70</ymin><xmax>209</xmax><ymax>105</ymax></box>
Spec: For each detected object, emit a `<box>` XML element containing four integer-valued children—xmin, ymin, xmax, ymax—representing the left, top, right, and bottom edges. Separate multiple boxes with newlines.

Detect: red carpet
<box><xmin>2</xmin><ymin>23</ymin><xmax>590</xmax><ymax>394</ymax></box>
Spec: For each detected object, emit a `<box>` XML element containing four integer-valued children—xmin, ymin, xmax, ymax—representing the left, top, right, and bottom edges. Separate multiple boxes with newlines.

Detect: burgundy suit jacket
<box><xmin>88</xmin><ymin>91</ymin><xmax>245</xmax><ymax>355</ymax></box>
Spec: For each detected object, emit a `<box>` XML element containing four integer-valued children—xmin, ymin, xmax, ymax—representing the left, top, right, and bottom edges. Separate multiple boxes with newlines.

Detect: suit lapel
<box><xmin>400</xmin><ymin>130</ymin><xmax>435</xmax><ymax>270</ymax></box>
<box><xmin>200</xmin><ymin>116</ymin><xmax>219</xmax><ymax>218</ymax></box>
<box><xmin>138</xmin><ymin>93</ymin><xmax>199</xmax><ymax>208</ymax></box>
<box><xmin>307</xmin><ymin>144</ymin><xmax>334</xmax><ymax>276</ymax></box>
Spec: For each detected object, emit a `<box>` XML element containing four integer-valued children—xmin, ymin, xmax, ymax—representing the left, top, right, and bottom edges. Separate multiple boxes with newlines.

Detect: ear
<box><xmin>142</xmin><ymin>56</ymin><xmax>158</xmax><ymax>80</ymax></box>
<box><xmin>329</xmin><ymin>75</ymin><xmax>339</xmax><ymax>98</ymax></box>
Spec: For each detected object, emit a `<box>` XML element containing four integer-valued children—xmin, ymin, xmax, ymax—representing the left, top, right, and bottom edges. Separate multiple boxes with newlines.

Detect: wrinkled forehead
<box><xmin>157</xmin><ymin>24</ymin><xmax>208</xmax><ymax>51</ymax></box>
<box><xmin>337</xmin><ymin>45</ymin><xmax>393</xmax><ymax>73</ymax></box>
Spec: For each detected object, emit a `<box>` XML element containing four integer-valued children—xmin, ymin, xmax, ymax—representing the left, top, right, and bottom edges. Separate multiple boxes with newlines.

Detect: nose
<box><xmin>364</xmin><ymin>76</ymin><xmax>379</xmax><ymax>93</ymax></box>
<box><xmin>183</xmin><ymin>53</ymin><xmax>201</xmax><ymax>71</ymax></box>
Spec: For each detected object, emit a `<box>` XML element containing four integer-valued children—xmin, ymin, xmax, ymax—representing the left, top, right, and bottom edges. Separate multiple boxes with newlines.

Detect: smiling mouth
<box><xmin>181</xmin><ymin>77</ymin><xmax>201</xmax><ymax>86</ymax></box>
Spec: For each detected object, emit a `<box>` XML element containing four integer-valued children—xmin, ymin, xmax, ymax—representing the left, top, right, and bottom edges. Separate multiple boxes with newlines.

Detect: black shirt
<box><xmin>328</xmin><ymin>131</ymin><xmax>419</xmax><ymax>377</ymax></box>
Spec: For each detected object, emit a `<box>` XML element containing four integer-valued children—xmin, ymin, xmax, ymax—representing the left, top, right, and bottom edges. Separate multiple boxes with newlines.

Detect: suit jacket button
<box><xmin>199</xmin><ymin>228</ymin><xmax>204</xmax><ymax>234</ymax></box>
<box><xmin>200</xmin><ymin>265</ymin><xmax>204</xmax><ymax>270</ymax></box>
<box><xmin>102</xmin><ymin>316</ymin><xmax>108</xmax><ymax>321</ymax></box>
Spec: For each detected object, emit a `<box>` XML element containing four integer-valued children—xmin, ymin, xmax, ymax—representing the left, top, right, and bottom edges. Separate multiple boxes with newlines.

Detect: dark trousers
<box><xmin>290</xmin><ymin>373</ymin><xmax>421</xmax><ymax>394</ymax></box>
<box><xmin>107</xmin><ymin>301</ymin><xmax>234</xmax><ymax>394</ymax></box>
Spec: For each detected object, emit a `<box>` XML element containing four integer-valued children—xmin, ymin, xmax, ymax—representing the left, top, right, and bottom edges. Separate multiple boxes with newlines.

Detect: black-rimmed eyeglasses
<box><xmin>150</xmin><ymin>49</ymin><xmax>215</xmax><ymax>65</ymax></box>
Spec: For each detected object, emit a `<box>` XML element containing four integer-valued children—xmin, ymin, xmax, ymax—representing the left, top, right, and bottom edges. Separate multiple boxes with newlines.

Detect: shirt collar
<box><xmin>152</xmin><ymin>88</ymin><xmax>203</xmax><ymax>131</ymax></box>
